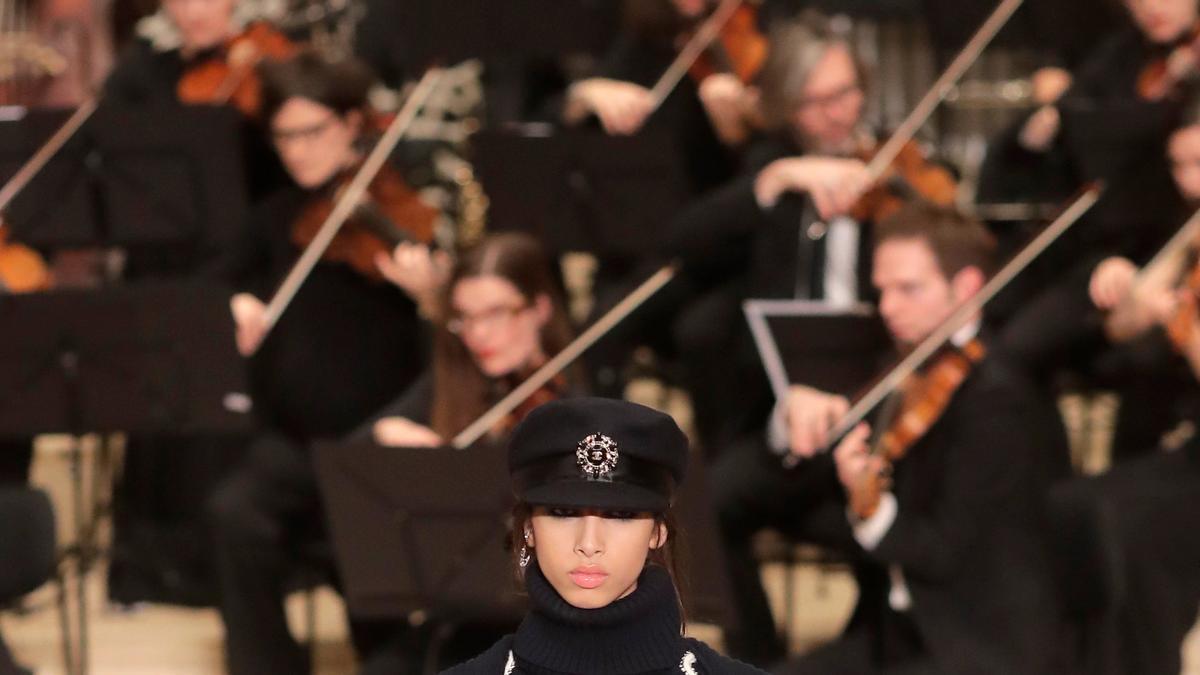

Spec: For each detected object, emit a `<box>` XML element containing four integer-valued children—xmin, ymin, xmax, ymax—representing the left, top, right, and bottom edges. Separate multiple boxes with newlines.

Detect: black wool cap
<box><xmin>508</xmin><ymin>397</ymin><xmax>689</xmax><ymax>513</ymax></box>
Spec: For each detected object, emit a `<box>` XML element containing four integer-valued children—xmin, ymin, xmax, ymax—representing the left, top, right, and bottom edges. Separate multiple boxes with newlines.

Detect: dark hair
<box><xmin>757</xmin><ymin>11</ymin><xmax>866</xmax><ymax>132</ymax></box>
<box><xmin>508</xmin><ymin>500</ymin><xmax>689</xmax><ymax>628</ymax></box>
<box><xmin>874</xmin><ymin>201</ymin><xmax>997</xmax><ymax>278</ymax></box>
<box><xmin>257</xmin><ymin>49</ymin><xmax>376</xmax><ymax>124</ymax></box>
<box><xmin>429</xmin><ymin>233</ymin><xmax>577</xmax><ymax>439</ymax></box>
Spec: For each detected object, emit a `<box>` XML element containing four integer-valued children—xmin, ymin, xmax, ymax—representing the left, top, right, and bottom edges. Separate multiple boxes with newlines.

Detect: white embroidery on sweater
<box><xmin>680</xmin><ymin>651</ymin><xmax>698</xmax><ymax>674</ymax></box>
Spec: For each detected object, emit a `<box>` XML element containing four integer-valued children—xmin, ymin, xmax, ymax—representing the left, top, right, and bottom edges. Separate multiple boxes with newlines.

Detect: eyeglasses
<box><xmin>446</xmin><ymin>303</ymin><xmax>529</xmax><ymax>335</ymax></box>
<box><xmin>270</xmin><ymin>115</ymin><xmax>337</xmax><ymax>145</ymax></box>
<box><xmin>798</xmin><ymin>82</ymin><xmax>863</xmax><ymax>111</ymax></box>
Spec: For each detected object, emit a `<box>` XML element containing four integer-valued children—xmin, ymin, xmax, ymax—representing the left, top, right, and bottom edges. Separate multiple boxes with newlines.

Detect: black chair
<box><xmin>0</xmin><ymin>486</ymin><xmax>68</xmax><ymax>675</ymax></box>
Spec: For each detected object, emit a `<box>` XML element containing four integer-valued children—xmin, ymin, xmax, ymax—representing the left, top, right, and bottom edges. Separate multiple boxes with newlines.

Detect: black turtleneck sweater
<box><xmin>441</xmin><ymin>564</ymin><xmax>762</xmax><ymax>675</ymax></box>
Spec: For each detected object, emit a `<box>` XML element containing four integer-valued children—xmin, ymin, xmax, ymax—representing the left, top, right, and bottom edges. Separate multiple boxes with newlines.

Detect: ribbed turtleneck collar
<box><xmin>511</xmin><ymin>564</ymin><xmax>686</xmax><ymax>674</ymax></box>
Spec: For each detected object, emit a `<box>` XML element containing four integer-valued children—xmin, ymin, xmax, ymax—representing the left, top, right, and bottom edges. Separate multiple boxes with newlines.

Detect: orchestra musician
<box><xmin>353</xmin><ymin>232</ymin><xmax>585</xmax><ymax>672</ymax></box>
<box><xmin>1084</xmin><ymin>100</ymin><xmax>1200</xmax><ymax>458</ymax></box>
<box><xmin>1054</xmin><ymin>215</ymin><xmax>1200</xmax><ymax>674</ymax></box>
<box><xmin>715</xmin><ymin>202</ymin><xmax>1068</xmax><ymax>672</ymax></box>
<box><xmin>105</xmin><ymin>0</ymin><xmax>276</xmax><ymax>107</ymax></box>
<box><xmin>555</xmin><ymin>0</ymin><xmax>754</xmax><ymax>191</ymax></box>
<box><xmin>199</xmin><ymin>50</ymin><xmax>441</xmax><ymax>673</ymax></box>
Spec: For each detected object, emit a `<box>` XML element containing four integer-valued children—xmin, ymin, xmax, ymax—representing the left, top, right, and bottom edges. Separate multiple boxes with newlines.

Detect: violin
<box><xmin>686</xmin><ymin>1</ymin><xmax>767</xmax><ymax>85</ymax></box>
<box><xmin>290</xmin><ymin>162</ymin><xmax>438</xmax><ymax>282</ymax></box>
<box><xmin>850</xmin><ymin>340</ymin><xmax>986</xmax><ymax>519</ymax></box>
<box><xmin>1136</xmin><ymin>21</ymin><xmax>1200</xmax><ymax>101</ymax></box>
<box><xmin>0</xmin><ymin>223</ymin><xmax>52</xmax><ymax>293</ymax></box>
<box><xmin>495</xmin><ymin>373</ymin><xmax>568</xmax><ymax>438</ymax></box>
<box><xmin>176</xmin><ymin>22</ymin><xmax>296</xmax><ymax>117</ymax></box>
<box><xmin>851</xmin><ymin>138</ymin><xmax>958</xmax><ymax>224</ymax></box>
<box><xmin>1166</xmin><ymin>255</ymin><xmax>1200</xmax><ymax>353</ymax></box>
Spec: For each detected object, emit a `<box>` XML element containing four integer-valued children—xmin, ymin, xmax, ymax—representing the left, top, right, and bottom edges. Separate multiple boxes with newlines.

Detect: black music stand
<box><xmin>473</xmin><ymin>127</ymin><xmax>692</xmax><ymax>261</ymax></box>
<box><xmin>314</xmin><ymin>440</ymin><xmax>735</xmax><ymax>627</ymax></box>
<box><xmin>0</xmin><ymin>105</ymin><xmax>248</xmax><ymax>260</ymax></box>
<box><xmin>0</xmin><ymin>281</ymin><xmax>252</xmax><ymax>675</ymax></box>
<box><xmin>743</xmin><ymin>299</ymin><xmax>892</xmax><ymax>403</ymax></box>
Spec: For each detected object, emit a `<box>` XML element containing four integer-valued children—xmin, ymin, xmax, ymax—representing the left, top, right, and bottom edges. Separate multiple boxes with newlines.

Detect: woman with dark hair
<box><xmin>207</xmin><ymin>49</ymin><xmax>439</xmax><ymax>675</ymax></box>
<box><xmin>441</xmin><ymin>397</ymin><xmax>763</xmax><ymax>675</ymax></box>
<box><xmin>368</xmin><ymin>232</ymin><xmax>581</xmax><ymax>447</ymax></box>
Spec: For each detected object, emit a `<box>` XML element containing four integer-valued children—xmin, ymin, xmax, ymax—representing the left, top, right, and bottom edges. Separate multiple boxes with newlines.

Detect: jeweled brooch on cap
<box><xmin>576</xmin><ymin>433</ymin><xmax>619</xmax><ymax>480</ymax></box>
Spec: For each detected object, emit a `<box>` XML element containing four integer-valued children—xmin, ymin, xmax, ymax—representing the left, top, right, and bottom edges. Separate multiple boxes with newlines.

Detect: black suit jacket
<box><xmin>667</xmin><ymin>134</ymin><xmax>874</xmax><ymax>300</ymax></box>
<box><xmin>852</xmin><ymin>351</ymin><xmax>1070</xmax><ymax>675</ymax></box>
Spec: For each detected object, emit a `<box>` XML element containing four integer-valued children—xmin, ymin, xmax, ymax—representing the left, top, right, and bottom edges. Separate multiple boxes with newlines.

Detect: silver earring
<box><xmin>518</xmin><ymin>544</ymin><xmax>532</xmax><ymax>569</ymax></box>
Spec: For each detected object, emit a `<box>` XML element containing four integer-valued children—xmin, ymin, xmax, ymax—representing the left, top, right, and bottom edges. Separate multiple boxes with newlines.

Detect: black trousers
<box><xmin>774</xmin><ymin>611</ymin><xmax>939</xmax><ymax>675</ymax></box>
<box><xmin>710</xmin><ymin>436</ymin><xmax>850</xmax><ymax>666</ymax></box>
<box><xmin>0</xmin><ymin>441</ymin><xmax>33</xmax><ymax>675</ymax></box>
<box><xmin>207</xmin><ymin>433</ymin><xmax>395</xmax><ymax>675</ymax></box>
<box><xmin>1063</xmin><ymin>450</ymin><xmax>1200</xmax><ymax>675</ymax></box>
<box><xmin>0</xmin><ymin>440</ymin><xmax>31</xmax><ymax>486</ymax></box>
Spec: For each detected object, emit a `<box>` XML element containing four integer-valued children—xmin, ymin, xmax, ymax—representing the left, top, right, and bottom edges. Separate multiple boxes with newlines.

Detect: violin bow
<box><xmin>451</xmin><ymin>264</ymin><xmax>677</xmax><ymax>450</ymax></box>
<box><xmin>813</xmin><ymin>184</ymin><xmax>1102</xmax><ymax>455</ymax></box>
<box><xmin>861</xmin><ymin>0</ymin><xmax>1024</xmax><ymax>184</ymax></box>
<box><xmin>647</xmin><ymin>0</ymin><xmax>746</xmax><ymax>111</ymax></box>
<box><xmin>259</xmin><ymin>67</ymin><xmax>444</xmax><ymax>338</ymax></box>
<box><xmin>0</xmin><ymin>98</ymin><xmax>98</xmax><ymax>217</ymax></box>
<box><xmin>1131</xmin><ymin>206</ymin><xmax>1200</xmax><ymax>293</ymax></box>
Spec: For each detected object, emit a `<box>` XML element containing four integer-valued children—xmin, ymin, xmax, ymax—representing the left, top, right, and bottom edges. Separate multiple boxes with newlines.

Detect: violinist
<box><xmin>715</xmin><ymin>203</ymin><xmax>1068</xmax><ymax>672</ymax></box>
<box><xmin>205</xmin><ymin>51</ymin><xmax>437</xmax><ymax>674</ymax></box>
<box><xmin>555</xmin><ymin>0</ymin><xmax>752</xmax><ymax>191</ymax></box>
<box><xmin>105</xmin><ymin>0</ymin><xmax>273</xmax><ymax>107</ymax></box>
<box><xmin>350</xmin><ymin>233</ymin><xmax>584</xmax><ymax>672</ymax></box>
<box><xmin>1057</xmin><ymin>225</ymin><xmax>1200</xmax><ymax>674</ymax></box>
<box><xmin>1083</xmin><ymin>102</ymin><xmax>1200</xmax><ymax>458</ymax></box>
<box><xmin>365</xmin><ymin>232</ymin><xmax>581</xmax><ymax>450</ymax></box>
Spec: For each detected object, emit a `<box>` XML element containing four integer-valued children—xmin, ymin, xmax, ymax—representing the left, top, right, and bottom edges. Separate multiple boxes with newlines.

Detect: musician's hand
<box><xmin>565</xmin><ymin>78</ymin><xmax>655</xmax><ymax>136</ymax></box>
<box><xmin>1089</xmin><ymin>256</ymin><xmax>1138</xmax><ymax>310</ymax></box>
<box><xmin>1030</xmin><ymin>67</ymin><xmax>1072</xmax><ymax>106</ymax></box>
<box><xmin>754</xmin><ymin>156</ymin><xmax>871</xmax><ymax>218</ymax></box>
<box><xmin>785</xmin><ymin>384</ymin><xmax>851</xmax><ymax>458</ymax></box>
<box><xmin>1019</xmin><ymin>105</ymin><xmax>1061</xmax><ymax>152</ymax></box>
<box><xmin>230</xmin><ymin>293</ymin><xmax>267</xmax><ymax>356</ymax></box>
<box><xmin>375</xmin><ymin>242</ymin><xmax>451</xmax><ymax>315</ymax></box>
<box><xmin>373</xmin><ymin>416</ymin><xmax>445</xmax><ymax>447</ymax></box>
<box><xmin>698</xmin><ymin>73</ymin><xmax>754</xmax><ymax>147</ymax></box>
<box><xmin>832</xmin><ymin>423</ymin><xmax>877</xmax><ymax>488</ymax></box>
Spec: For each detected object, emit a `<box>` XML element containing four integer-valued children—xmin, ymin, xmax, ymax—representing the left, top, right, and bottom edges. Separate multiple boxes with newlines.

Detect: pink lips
<box><xmin>569</xmin><ymin>566</ymin><xmax>608</xmax><ymax>589</ymax></box>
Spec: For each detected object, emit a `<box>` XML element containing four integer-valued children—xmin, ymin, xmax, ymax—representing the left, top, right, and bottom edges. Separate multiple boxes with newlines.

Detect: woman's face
<box><xmin>528</xmin><ymin>506</ymin><xmax>666</xmax><ymax>609</ymax></box>
<box><xmin>450</xmin><ymin>275</ymin><xmax>549</xmax><ymax>378</ymax></box>
<box><xmin>1169</xmin><ymin>124</ymin><xmax>1200</xmax><ymax>202</ymax></box>
<box><xmin>162</xmin><ymin>0</ymin><xmax>236</xmax><ymax>53</ymax></box>
<box><xmin>269</xmin><ymin>97</ymin><xmax>360</xmax><ymax>189</ymax></box>
<box><xmin>1124</xmin><ymin>0</ymin><xmax>1198</xmax><ymax>44</ymax></box>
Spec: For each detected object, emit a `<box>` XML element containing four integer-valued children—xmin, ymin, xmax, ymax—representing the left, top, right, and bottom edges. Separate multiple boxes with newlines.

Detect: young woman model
<box><xmin>442</xmin><ymin>397</ymin><xmax>764</xmax><ymax>674</ymax></box>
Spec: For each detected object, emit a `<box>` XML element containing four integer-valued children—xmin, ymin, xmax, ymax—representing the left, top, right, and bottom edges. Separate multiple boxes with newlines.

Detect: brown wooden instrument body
<box><xmin>686</xmin><ymin>3</ymin><xmax>767</xmax><ymax>85</ymax></box>
<box><xmin>1167</xmin><ymin>256</ymin><xmax>1200</xmax><ymax>352</ymax></box>
<box><xmin>1136</xmin><ymin>22</ymin><xmax>1200</xmax><ymax>101</ymax></box>
<box><xmin>852</xmin><ymin>139</ymin><xmax>958</xmax><ymax>224</ymax></box>
<box><xmin>0</xmin><ymin>224</ymin><xmax>51</xmax><ymax>293</ymax></box>
<box><xmin>289</xmin><ymin>163</ymin><xmax>438</xmax><ymax>282</ymax></box>
<box><xmin>851</xmin><ymin>340</ymin><xmax>987</xmax><ymax>519</ymax></box>
<box><xmin>176</xmin><ymin>22</ymin><xmax>296</xmax><ymax>117</ymax></box>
